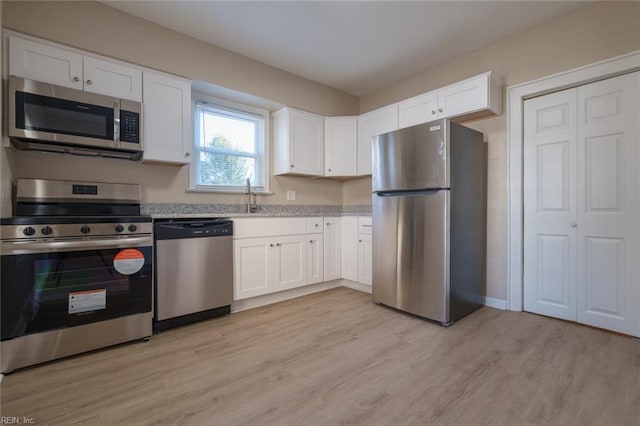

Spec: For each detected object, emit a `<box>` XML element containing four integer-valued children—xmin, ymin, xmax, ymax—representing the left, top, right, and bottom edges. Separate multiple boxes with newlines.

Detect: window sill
<box><xmin>187</xmin><ymin>187</ymin><xmax>274</xmax><ymax>195</ymax></box>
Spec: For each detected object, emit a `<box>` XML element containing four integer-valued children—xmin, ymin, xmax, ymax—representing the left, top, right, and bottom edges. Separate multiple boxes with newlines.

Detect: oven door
<box><xmin>1</xmin><ymin>236</ymin><xmax>152</xmax><ymax>341</ymax></box>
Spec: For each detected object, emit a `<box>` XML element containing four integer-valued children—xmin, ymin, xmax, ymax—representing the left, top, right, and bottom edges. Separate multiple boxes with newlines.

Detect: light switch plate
<box><xmin>286</xmin><ymin>190</ymin><xmax>296</xmax><ymax>201</ymax></box>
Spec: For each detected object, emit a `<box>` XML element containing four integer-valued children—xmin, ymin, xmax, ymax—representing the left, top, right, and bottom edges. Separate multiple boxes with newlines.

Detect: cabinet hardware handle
<box><xmin>328</xmin><ymin>168</ymin><xmax>332</xmax><ymax>172</ymax></box>
<box><xmin>431</xmin><ymin>110</ymin><xmax>436</xmax><ymax>115</ymax></box>
<box><xmin>276</xmin><ymin>243</ymin><xmax>281</xmax><ymax>247</ymax></box>
<box><xmin>570</xmin><ymin>222</ymin><xmax>577</xmax><ymax>228</ymax></box>
<box><xmin>270</xmin><ymin>244</ymin><xmax>274</xmax><ymax>247</ymax></box>
<box><xmin>86</xmin><ymin>79</ymin><xmax>93</xmax><ymax>85</ymax></box>
<box><xmin>184</xmin><ymin>152</ymin><xmax>190</xmax><ymax>157</ymax></box>
<box><xmin>315</xmin><ymin>224</ymin><xmax>319</xmax><ymax>227</ymax></box>
<box><xmin>309</xmin><ymin>240</ymin><xmax>313</xmax><ymax>243</ymax></box>
<box><xmin>326</xmin><ymin>223</ymin><xmax>330</xmax><ymax>226</ymax></box>
<box><xmin>291</xmin><ymin>164</ymin><xmax>295</xmax><ymax>168</ymax></box>
<box><xmin>359</xmin><ymin>239</ymin><xmax>363</xmax><ymax>243</ymax></box>
<box><xmin>73</xmin><ymin>76</ymin><xmax>80</xmax><ymax>82</ymax></box>
<box><xmin>438</xmin><ymin>108</ymin><xmax>443</xmax><ymax>113</ymax></box>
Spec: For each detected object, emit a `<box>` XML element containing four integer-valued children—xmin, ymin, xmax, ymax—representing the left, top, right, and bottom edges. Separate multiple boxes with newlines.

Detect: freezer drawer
<box><xmin>372</xmin><ymin>190</ymin><xmax>449</xmax><ymax>322</ymax></box>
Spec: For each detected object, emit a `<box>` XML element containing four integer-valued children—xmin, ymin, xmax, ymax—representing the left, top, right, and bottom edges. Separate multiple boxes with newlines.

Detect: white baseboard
<box><xmin>484</xmin><ymin>296</ymin><xmax>507</xmax><ymax>310</ymax></box>
<box><xmin>231</xmin><ymin>281</ymin><xmax>341</xmax><ymax>313</ymax></box>
<box><xmin>340</xmin><ymin>279</ymin><xmax>372</xmax><ymax>294</ymax></box>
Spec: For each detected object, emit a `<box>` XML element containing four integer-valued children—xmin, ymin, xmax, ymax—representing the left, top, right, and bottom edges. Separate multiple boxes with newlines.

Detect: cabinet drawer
<box><xmin>307</xmin><ymin>217</ymin><xmax>323</xmax><ymax>234</ymax></box>
<box><xmin>233</xmin><ymin>217</ymin><xmax>307</xmax><ymax>239</ymax></box>
<box><xmin>358</xmin><ymin>216</ymin><xmax>372</xmax><ymax>235</ymax></box>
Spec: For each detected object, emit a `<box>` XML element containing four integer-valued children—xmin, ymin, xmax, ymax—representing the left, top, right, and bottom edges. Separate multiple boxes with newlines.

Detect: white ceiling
<box><xmin>104</xmin><ymin>1</ymin><xmax>588</xmax><ymax>96</ymax></box>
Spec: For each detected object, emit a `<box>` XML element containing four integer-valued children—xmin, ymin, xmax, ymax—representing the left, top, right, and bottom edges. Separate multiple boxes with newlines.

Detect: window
<box><xmin>192</xmin><ymin>98</ymin><xmax>269</xmax><ymax>192</ymax></box>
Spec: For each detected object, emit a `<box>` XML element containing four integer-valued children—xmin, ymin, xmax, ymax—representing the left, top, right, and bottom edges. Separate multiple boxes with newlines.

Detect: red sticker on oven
<box><xmin>114</xmin><ymin>249</ymin><xmax>145</xmax><ymax>275</ymax></box>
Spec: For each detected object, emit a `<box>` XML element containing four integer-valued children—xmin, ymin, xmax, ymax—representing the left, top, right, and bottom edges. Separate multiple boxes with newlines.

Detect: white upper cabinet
<box><xmin>324</xmin><ymin>117</ymin><xmax>357</xmax><ymax>177</ymax></box>
<box><xmin>357</xmin><ymin>104</ymin><xmax>398</xmax><ymax>175</ymax></box>
<box><xmin>142</xmin><ymin>71</ymin><xmax>192</xmax><ymax>164</ymax></box>
<box><xmin>397</xmin><ymin>90</ymin><xmax>438</xmax><ymax>129</ymax></box>
<box><xmin>273</xmin><ymin>107</ymin><xmax>324</xmax><ymax>176</ymax></box>
<box><xmin>9</xmin><ymin>36</ymin><xmax>142</xmax><ymax>101</ymax></box>
<box><xmin>398</xmin><ymin>72</ymin><xmax>502</xmax><ymax>129</ymax></box>
<box><xmin>82</xmin><ymin>56</ymin><xmax>142</xmax><ymax>101</ymax></box>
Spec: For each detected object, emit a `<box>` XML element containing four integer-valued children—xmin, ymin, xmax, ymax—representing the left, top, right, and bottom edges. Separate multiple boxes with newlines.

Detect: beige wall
<box><xmin>352</xmin><ymin>1</ymin><xmax>640</xmax><ymax>300</ymax></box>
<box><xmin>1</xmin><ymin>0</ymin><xmax>357</xmax><ymax>210</ymax></box>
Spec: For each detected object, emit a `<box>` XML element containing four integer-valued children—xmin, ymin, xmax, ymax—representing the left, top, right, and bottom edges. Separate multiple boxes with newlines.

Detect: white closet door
<box><xmin>524</xmin><ymin>71</ymin><xmax>639</xmax><ymax>337</ymax></box>
<box><xmin>575</xmin><ymin>72</ymin><xmax>639</xmax><ymax>336</ymax></box>
<box><xmin>523</xmin><ymin>89</ymin><xmax>578</xmax><ymax>321</ymax></box>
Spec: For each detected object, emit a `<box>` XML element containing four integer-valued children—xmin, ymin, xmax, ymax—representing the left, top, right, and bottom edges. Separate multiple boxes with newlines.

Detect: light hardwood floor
<box><xmin>1</xmin><ymin>287</ymin><xmax>639</xmax><ymax>425</ymax></box>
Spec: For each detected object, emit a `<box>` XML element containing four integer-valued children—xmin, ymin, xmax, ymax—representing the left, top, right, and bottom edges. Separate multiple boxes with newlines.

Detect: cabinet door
<box><xmin>325</xmin><ymin>117</ymin><xmax>357</xmax><ymax>176</ymax></box>
<box><xmin>398</xmin><ymin>91</ymin><xmax>438</xmax><ymax>129</ymax></box>
<box><xmin>82</xmin><ymin>56</ymin><xmax>142</xmax><ymax>101</ymax></box>
<box><xmin>307</xmin><ymin>234</ymin><xmax>324</xmax><ymax>285</ymax></box>
<box><xmin>234</xmin><ymin>237</ymin><xmax>273</xmax><ymax>300</ymax></box>
<box><xmin>323</xmin><ymin>217</ymin><xmax>342</xmax><ymax>281</ymax></box>
<box><xmin>437</xmin><ymin>75</ymin><xmax>488</xmax><ymax>119</ymax></box>
<box><xmin>358</xmin><ymin>233</ymin><xmax>373</xmax><ymax>286</ymax></box>
<box><xmin>9</xmin><ymin>37</ymin><xmax>83</xmax><ymax>90</ymax></box>
<box><xmin>290</xmin><ymin>109</ymin><xmax>324</xmax><ymax>175</ymax></box>
<box><xmin>142</xmin><ymin>71</ymin><xmax>192</xmax><ymax>164</ymax></box>
<box><xmin>357</xmin><ymin>104</ymin><xmax>398</xmax><ymax>176</ymax></box>
<box><xmin>274</xmin><ymin>235</ymin><xmax>308</xmax><ymax>291</ymax></box>
<box><xmin>341</xmin><ymin>217</ymin><xmax>359</xmax><ymax>281</ymax></box>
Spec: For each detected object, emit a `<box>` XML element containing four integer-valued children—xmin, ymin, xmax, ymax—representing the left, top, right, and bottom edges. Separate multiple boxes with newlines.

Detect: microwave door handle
<box><xmin>113</xmin><ymin>102</ymin><xmax>121</xmax><ymax>147</ymax></box>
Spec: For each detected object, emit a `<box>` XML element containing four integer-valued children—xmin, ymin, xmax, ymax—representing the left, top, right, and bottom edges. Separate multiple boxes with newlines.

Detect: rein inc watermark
<box><xmin>0</xmin><ymin>418</ymin><xmax>35</xmax><ymax>424</ymax></box>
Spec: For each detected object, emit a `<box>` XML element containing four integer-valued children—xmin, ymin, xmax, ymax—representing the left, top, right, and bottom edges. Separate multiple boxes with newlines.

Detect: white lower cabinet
<box><xmin>357</xmin><ymin>218</ymin><xmax>373</xmax><ymax>286</ymax></box>
<box><xmin>341</xmin><ymin>216</ymin><xmax>373</xmax><ymax>286</ymax></box>
<box><xmin>307</xmin><ymin>234</ymin><xmax>324</xmax><ymax>285</ymax></box>
<box><xmin>233</xmin><ymin>234</ymin><xmax>307</xmax><ymax>300</ymax></box>
<box><xmin>323</xmin><ymin>217</ymin><xmax>342</xmax><ymax>281</ymax></box>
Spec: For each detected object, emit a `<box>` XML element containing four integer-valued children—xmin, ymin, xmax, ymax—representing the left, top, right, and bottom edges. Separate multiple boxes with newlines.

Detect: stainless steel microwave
<box><xmin>8</xmin><ymin>76</ymin><xmax>143</xmax><ymax>161</ymax></box>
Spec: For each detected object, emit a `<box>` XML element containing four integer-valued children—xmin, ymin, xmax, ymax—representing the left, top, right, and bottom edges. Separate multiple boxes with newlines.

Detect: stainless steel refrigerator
<box><xmin>372</xmin><ymin>119</ymin><xmax>486</xmax><ymax>325</ymax></box>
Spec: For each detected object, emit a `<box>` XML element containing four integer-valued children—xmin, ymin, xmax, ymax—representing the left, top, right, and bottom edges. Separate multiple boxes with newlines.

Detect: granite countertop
<box><xmin>143</xmin><ymin>203</ymin><xmax>371</xmax><ymax>219</ymax></box>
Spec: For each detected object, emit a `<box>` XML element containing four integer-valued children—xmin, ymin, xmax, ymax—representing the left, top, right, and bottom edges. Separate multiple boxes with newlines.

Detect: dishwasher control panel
<box><xmin>154</xmin><ymin>220</ymin><xmax>233</xmax><ymax>240</ymax></box>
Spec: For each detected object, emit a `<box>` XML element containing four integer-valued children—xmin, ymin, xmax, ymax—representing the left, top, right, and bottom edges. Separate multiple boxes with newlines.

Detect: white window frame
<box><xmin>189</xmin><ymin>94</ymin><xmax>270</xmax><ymax>193</ymax></box>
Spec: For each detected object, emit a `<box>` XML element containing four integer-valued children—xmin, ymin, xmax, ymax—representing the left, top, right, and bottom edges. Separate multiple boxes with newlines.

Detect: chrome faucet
<box><xmin>245</xmin><ymin>178</ymin><xmax>258</xmax><ymax>214</ymax></box>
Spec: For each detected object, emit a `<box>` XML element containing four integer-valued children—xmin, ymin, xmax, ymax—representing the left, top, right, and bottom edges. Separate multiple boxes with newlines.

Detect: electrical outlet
<box><xmin>286</xmin><ymin>190</ymin><xmax>296</xmax><ymax>201</ymax></box>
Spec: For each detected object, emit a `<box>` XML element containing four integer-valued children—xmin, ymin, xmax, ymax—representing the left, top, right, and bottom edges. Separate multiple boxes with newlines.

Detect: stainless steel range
<box><xmin>0</xmin><ymin>179</ymin><xmax>153</xmax><ymax>373</ymax></box>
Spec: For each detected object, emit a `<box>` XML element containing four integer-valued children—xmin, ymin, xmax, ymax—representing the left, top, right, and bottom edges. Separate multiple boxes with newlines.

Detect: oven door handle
<box><xmin>1</xmin><ymin>236</ymin><xmax>152</xmax><ymax>255</ymax></box>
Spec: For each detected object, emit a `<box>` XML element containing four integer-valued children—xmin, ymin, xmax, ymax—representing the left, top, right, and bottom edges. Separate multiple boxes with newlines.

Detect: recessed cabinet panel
<box><xmin>83</xmin><ymin>56</ymin><xmax>142</xmax><ymax>101</ymax></box>
<box><xmin>142</xmin><ymin>71</ymin><xmax>192</xmax><ymax>164</ymax></box>
<box><xmin>398</xmin><ymin>91</ymin><xmax>438</xmax><ymax>129</ymax></box>
<box><xmin>274</xmin><ymin>107</ymin><xmax>324</xmax><ymax>176</ymax></box>
<box><xmin>325</xmin><ymin>117</ymin><xmax>357</xmax><ymax>177</ymax></box>
<box><xmin>9</xmin><ymin>36</ymin><xmax>83</xmax><ymax>90</ymax></box>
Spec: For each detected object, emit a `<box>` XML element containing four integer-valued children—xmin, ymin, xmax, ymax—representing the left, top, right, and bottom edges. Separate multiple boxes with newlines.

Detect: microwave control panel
<box><xmin>120</xmin><ymin>110</ymin><xmax>140</xmax><ymax>144</ymax></box>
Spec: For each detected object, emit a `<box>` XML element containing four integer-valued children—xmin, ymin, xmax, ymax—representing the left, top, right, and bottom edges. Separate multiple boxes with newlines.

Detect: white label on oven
<box><xmin>113</xmin><ymin>249</ymin><xmax>145</xmax><ymax>275</ymax></box>
<box><xmin>69</xmin><ymin>289</ymin><xmax>106</xmax><ymax>314</ymax></box>
<box><xmin>429</xmin><ymin>125</ymin><xmax>441</xmax><ymax>131</ymax></box>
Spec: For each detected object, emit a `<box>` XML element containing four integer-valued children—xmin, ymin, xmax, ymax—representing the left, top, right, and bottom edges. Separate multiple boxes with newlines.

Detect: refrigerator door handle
<box><xmin>375</xmin><ymin>188</ymin><xmax>448</xmax><ymax>197</ymax></box>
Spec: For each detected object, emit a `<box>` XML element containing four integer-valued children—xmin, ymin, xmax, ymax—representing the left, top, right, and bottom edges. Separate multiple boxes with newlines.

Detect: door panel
<box><xmin>524</xmin><ymin>89</ymin><xmax>577</xmax><ymax>321</ymax></box>
<box><xmin>576</xmin><ymin>72</ymin><xmax>639</xmax><ymax>336</ymax></box>
<box><xmin>274</xmin><ymin>235</ymin><xmax>307</xmax><ymax>291</ymax></box>
<box><xmin>372</xmin><ymin>191</ymin><xmax>448</xmax><ymax>322</ymax></box>
<box><xmin>233</xmin><ymin>238</ymin><xmax>271</xmax><ymax>300</ymax></box>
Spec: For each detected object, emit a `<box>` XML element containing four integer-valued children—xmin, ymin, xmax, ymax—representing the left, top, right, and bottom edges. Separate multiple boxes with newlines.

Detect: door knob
<box><xmin>73</xmin><ymin>76</ymin><xmax>80</xmax><ymax>82</ymax></box>
<box><xmin>438</xmin><ymin>108</ymin><xmax>443</xmax><ymax>113</ymax></box>
<box><xmin>86</xmin><ymin>79</ymin><xmax>93</xmax><ymax>85</ymax></box>
<box><xmin>570</xmin><ymin>222</ymin><xmax>577</xmax><ymax>228</ymax></box>
<box><xmin>431</xmin><ymin>110</ymin><xmax>436</xmax><ymax>115</ymax></box>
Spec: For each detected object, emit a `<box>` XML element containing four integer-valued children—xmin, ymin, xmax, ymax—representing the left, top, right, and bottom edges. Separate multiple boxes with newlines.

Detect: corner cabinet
<box><xmin>141</xmin><ymin>71</ymin><xmax>192</xmax><ymax>164</ymax></box>
<box><xmin>324</xmin><ymin>117</ymin><xmax>357</xmax><ymax>177</ymax></box>
<box><xmin>398</xmin><ymin>71</ymin><xmax>502</xmax><ymax>129</ymax></box>
<box><xmin>273</xmin><ymin>107</ymin><xmax>324</xmax><ymax>176</ymax></box>
<box><xmin>357</xmin><ymin>104</ymin><xmax>398</xmax><ymax>176</ymax></box>
<box><xmin>8</xmin><ymin>36</ymin><xmax>142</xmax><ymax>101</ymax></box>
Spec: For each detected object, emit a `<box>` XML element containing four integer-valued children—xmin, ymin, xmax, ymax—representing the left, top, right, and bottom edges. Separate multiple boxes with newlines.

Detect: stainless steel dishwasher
<box><xmin>154</xmin><ymin>219</ymin><xmax>233</xmax><ymax>331</ymax></box>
